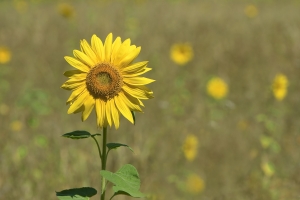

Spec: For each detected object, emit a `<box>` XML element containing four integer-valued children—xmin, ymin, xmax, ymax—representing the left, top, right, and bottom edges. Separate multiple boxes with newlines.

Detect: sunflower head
<box><xmin>272</xmin><ymin>73</ymin><xmax>288</xmax><ymax>101</ymax></box>
<box><xmin>206</xmin><ymin>77</ymin><xmax>228</xmax><ymax>100</ymax></box>
<box><xmin>61</xmin><ymin>33</ymin><xmax>154</xmax><ymax>129</ymax></box>
<box><xmin>0</xmin><ymin>46</ymin><xmax>11</xmax><ymax>64</ymax></box>
<box><xmin>245</xmin><ymin>4</ymin><xmax>258</xmax><ymax>18</ymax></box>
<box><xmin>182</xmin><ymin>134</ymin><xmax>199</xmax><ymax>162</ymax></box>
<box><xmin>185</xmin><ymin>174</ymin><xmax>205</xmax><ymax>194</ymax></box>
<box><xmin>58</xmin><ymin>3</ymin><xmax>75</xmax><ymax>19</ymax></box>
<box><xmin>170</xmin><ymin>43</ymin><xmax>193</xmax><ymax>65</ymax></box>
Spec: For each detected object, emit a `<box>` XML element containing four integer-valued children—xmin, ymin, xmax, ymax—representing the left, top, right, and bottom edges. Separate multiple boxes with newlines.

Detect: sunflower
<box><xmin>185</xmin><ymin>174</ymin><xmax>205</xmax><ymax>194</ymax></box>
<box><xmin>272</xmin><ymin>73</ymin><xmax>288</xmax><ymax>101</ymax></box>
<box><xmin>170</xmin><ymin>43</ymin><xmax>193</xmax><ymax>65</ymax></box>
<box><xmin>206</xmin><ymin>77</ymin><xmax>228</xmax><ymax>100</ymax></box>
<box><xmin>244</xmin><ymin>4</ymin><xmax>258</xmax><ymax>18</ymax></box>
<box><xmin>57</xmin><ymin>3</ymin><xmax>75</xmax><ymax>19</ymax></box>
<box><xmin>0</xmin><ymin>46</ymin><xmax>11</xmax><ymax>64</ymax></box>
<box><xmin>61</xmin><ymin>33</ymin><xmax>154</xmax><ymax>129</ymax></box>
<box><xmin>182</xmin><ymin>134</ymin><xmax>199</xmax><ymax>162</ymax></box>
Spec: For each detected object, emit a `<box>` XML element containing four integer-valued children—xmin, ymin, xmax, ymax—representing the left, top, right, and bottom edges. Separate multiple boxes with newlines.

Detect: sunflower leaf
<box><xmin>56</xmin><ymin>187</ymin><xmax>97</xmax><ymax>200</ymax></box>
<box><xmin>100</xmin><ymin>164</ymin><xmax>145</xmax><ymax>198</ymax></box>
<box><xmin>62</xmin><ymin>130</ymin><xmax>92</xmax><ymax>139</ymax></box>
<box><xmin>107</xmin><ymin>143</ymin><xmax>134</xmax><ymax>152</ymax></box>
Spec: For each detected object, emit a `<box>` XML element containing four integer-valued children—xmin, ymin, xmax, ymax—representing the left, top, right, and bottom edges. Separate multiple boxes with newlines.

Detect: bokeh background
<box><xmin>1</xmin><ymin>0</ymin><xmax>300</xmax><ymax>199</ymax></box>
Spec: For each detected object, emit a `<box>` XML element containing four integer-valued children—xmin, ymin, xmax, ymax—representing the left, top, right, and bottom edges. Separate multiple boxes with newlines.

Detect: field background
<box><xmin>1</xmin><ymin>0</ymin><xmax>300</xmax><ymax>199</ymax></box>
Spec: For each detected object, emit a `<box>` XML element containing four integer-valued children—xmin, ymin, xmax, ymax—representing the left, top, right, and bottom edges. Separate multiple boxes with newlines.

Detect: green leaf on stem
<box><xmin>107</xmin><ymin>143</ymin><xmax>133</xmax><ymax>152</ymax></box>
<box><xmin>62</xmin><ymin>131</ymin><xmax>100</xmax><ymax>139</ymax></box>
<box><xmin>56</xmin><ymin>187</ymin><xmax>97</xmax><ymax>200</ymax></box>
<box><xmin>100</xmin><ymin>164</ymin><xmax>145</xmax><ymax>198</ymax></box>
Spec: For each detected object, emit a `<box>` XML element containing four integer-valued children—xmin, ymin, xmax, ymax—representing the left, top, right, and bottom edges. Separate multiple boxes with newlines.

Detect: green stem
<box><xmin>101</xmin><ymin>127</ymin><xmax>108</xmax><ymax>200</ymax></box>
<box><xmin>92</xmin><ymin>136</ymin><xmax>102</xmax><ymax>159</ymax></box>
<box><xmin>109</xmin><ymin>194</ymin><xmax>115</xmax><ymax>200</ymax></box>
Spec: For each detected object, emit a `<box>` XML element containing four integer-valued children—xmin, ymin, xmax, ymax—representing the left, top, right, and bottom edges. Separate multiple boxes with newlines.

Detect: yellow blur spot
<box><xmin>10</xmin><ymin>120</ymin><xmax>23</xmax><ymax>131</ymax></box>
<box><xmin>58</xmin><ymin>3</ymin><xmax>75</xmax><ymax>19</ymax></box>
<box><xmin>0</xmin><ymin>47</ymin><xmax>11</xmax><ymax>64</ymax></box>
<box><xmin>186</xmin><ymin>174</ymin><xmax>205</xmax><ymax>194</ymax></box>
<box><xmin>170</xmin><ymin>43</ymin><xmax>193</xmax><ymax>65</ymax></box>
<box><xmin>182</xmin><ymin>134</ymin><xmax>198</xmax><ymax>161</ymax></box>
<box><xmin>245</xmin><ymin>5</ymin><xmax>258</xmax><ymax>18</ymax></box>
<box><xmin>272</xmin><ymin>73</ymin><xmax>288</xmax><ymax>101</ymax></box>
<box><xmin>13</xmin><ymin>0</ymin><xmax>28</xmax><ymax>13</ymax></box>
<box><xmin>260</xmin><ymin>135</ymin><xmax>273</xmax><ymax>149</ymax></box>
<box><xmin>261</xmin><ymin>162</ymin><xmax>275</xmax><ymax>177</ymax></box>
<box><xmin>206</xmin><ymin>77</ymin><xmax>228</xmax><ymax>100</ymax></box>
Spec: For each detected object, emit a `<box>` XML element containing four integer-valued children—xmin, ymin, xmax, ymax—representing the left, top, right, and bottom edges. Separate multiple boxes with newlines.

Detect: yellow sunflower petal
<box><xmin>104</xmin><ymin>33</ymin><xmax>113</xmax><ymax>62</ymax></box>
<box><xmin>61</xmin><ymin>81</ymin><xmax>85</xmax><ymax>90</ymax></box>
<box><xmin>105</xmin><ymin>99</ymin><xmax>113</xmax><ymax>127</ymax></box>
<box><xmin>73</xmin><ymin>50</ymin><xmax>95</xmax><ymax>68</ymax></box>
<box><xmin>115</xmin><ymin>45</ymin><xmax>136</xmax><ymax>66</ymax></box>
<box><xmin>96</xmin><ymin>99</ymin><xmax>106</xmax><ymax>127</ymax></box>
<box><xmin>80</xmin><ymin>39</ymin><xmax>98</xmax><ymax>64</ymax></box>
<box><xmin>123</xmin><ymin>85</ymin><xmax>154</xmax><ymax>100</ymax></box>
<box><xmin>81</xmin><ymin>95</ymin><xmax>95</xmax><ymax>121</ymax></box>
<box><xmin>119</xmin><ymin>91</ymin><xmax>142</xmax><ymax>112</ymax></box>
<box><xmin>91</xmin><ymin>34</ymin><xmax>105</xmax><ymax>62</ymax></box>
<box><xmin>68</xmin><ymin>90</ymin><xmax>89</xmax><ymax>114</ymax></box>
<box><xmin>122</xmin><ymin>61</ymin><xmax>148</xmax><ymax>73</ymax></box>
<box><xmin>63</xmin><ymin>78</ymin><xmax>85</xmax><ymax>85</ymax></box>
<box><xmin>123</xmin><ymin>91</ymin><xmax>143</xmax><ymax>107</ymax></box>
<box><xmin>66</xmin><ymin>85</ymin><xmax>86</xmax><ymax>105</ymax></box>
<box><xmin>119</xmin><ymin>46</ymin><xmax>141</xmax><ymax>68</ymax></box>
<box><xmin>64</xmin><ymin>56</ymin><xmax>90</xmax><ymax>72</ymax></box>
<box><xmin>122</xmin><ymin>68</ymin><xmax>152</xmax><ymax>77</ymax></box>
<box><xmin>67</xmin><ymin>73</ymin><xmax>87</xmax><ymax>80</ymax></box>
<box><xmin>110</xmin><ymin>98</ymin><xmax>120</xmax><ymax>129</ymax></box>
<box><xmin>111</xmin><ymin>37</ymin><xmax>122</xmax><ymax>63</ymax></box>
<box><xmin>137</xmin><ymin>99</ymin><xmax>144</xmax><ymax>107</ymax></box>
<box><xmin>113</xmin><ymin>39</ymin><xmax>131</xmax><ymax>65</ymax></box>
<box><xmin>74</xmin><ymin>105</ymin><xmax>84</xmax><ymax>114</ymax></box>
<box><xmin>114</xmin><ymin>94</ymin><xmax>134</xmax><ymax>124</ymax></box>
<box><xmin>123</xmin><ymin>77</ymin><xmax>155</xmax><ymax>86</ymax></box>
<box><xmin>64</xmin><ymin>70</ymin><xmax>85</xmax><ymax>77</ymax></box>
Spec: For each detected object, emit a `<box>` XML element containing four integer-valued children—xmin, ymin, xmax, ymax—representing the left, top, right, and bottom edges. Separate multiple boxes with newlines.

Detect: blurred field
<box><xmin>1</xmin><ymin>0</ymin><xmax>300</xmax><ymax>199</ymax></box>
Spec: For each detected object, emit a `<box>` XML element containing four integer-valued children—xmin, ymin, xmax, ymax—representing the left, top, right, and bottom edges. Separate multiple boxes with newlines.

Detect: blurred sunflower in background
<box><xmin>244</xmin><ymin>4</ymin><xmax>258</xmax><ymax>18</ymax></box>
<box><xmin>170</xmin><ymin>43</ymin><xmax>193</xmax><ymax>65</ymax></box>
<box><xmin>61</xmin><ymin>33</ymin><xmax>154</xmax><ymax>129</ymax></box>
<box><xmin>10</xmin><ymin>120</ymin><xmax>23</xmax><ymax>132</ymax></box>
<box><xmin>182</xmin><ymin>134</ymin><xmax>198</xmax><ymax>161</ymax></box>
<box><xmin>0</xmin><ymin>46</ymin><xmax>11</xmax><ymax>64</ymax></box>
<box><xmin>185</xmin><ymin>174</ymin><xmax>205</xmax><ymax>194</ymax></box>
<box><xmin>272</xmin><ymin>73</ymin><xmax>288</xmax><ymax>101</ymax></box>
<box><xmin>57</xmin><ymin>3</ymin><xmax>75</xmax><ymax>19</ymax></box>
<box><xmin>206</xmin><ymin>77</ymin><xmax>228</xmax><ymax>100</ymax></box>
<box><xmin>13</xmin><ymin>0</ymin><xmax>28</xmax><ymax>13</ymax></box>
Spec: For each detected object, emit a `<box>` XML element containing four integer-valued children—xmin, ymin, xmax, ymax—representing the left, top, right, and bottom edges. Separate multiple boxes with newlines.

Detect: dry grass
<box><xmin>1</xmin><ymin>0</ymin><xmax>300</xmax><ymax>199</ymax></box>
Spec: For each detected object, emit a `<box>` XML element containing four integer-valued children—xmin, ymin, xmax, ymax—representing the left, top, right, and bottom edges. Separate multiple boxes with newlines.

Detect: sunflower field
<box><xmin>1</xmin><ymin>0</ymin><xmax>300</xmax><ymax>200</ymax></box>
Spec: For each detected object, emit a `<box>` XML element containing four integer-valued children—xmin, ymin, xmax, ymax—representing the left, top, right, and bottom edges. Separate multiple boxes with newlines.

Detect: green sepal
<box><xmin>107</xmin><ymin>143</ymin><xmax>134</xmax><ymax>153</ymax></box>
<box><xmin>56</xmin><ymin>187</ymin><xmax>97</xmax><ymax>200</ymax></box>
<box><xmin>62</xmin><ymin>131</ymin><xmax>100</xmax><ymax>139</ymax></box>
<box><xmin>100</xmin><ymin>164</ymin><xmax>145</xmax><ymax>198</ymax></box>
<box><xmin>131</xmin><ymin>111</ymin><xmax>136</xmax><ymax>125</ymax></box>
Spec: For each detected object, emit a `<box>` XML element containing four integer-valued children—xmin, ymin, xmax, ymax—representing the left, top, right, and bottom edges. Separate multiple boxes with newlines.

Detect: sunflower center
<box><xmin>86</xmin><ymin>63</ymin><xmax>123</xmax><ymax>101</ymax></box>
<box><xmin>97</xmin><ymin>72</ymin><xmax>112</xmax><ymax>86</ymax></box>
